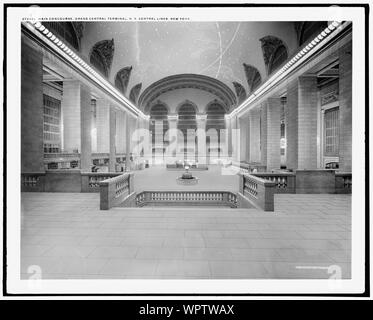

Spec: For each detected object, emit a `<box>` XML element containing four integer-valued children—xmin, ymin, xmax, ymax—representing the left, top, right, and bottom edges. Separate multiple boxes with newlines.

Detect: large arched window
<box><xmin>43</xmin><ymin>22</ymin><xmax>80</xmax><ymax>50</ymax></box>
<box><xmin>206</xmin><ymin>101</ymin><xmax>226</xmax><ymax>132</ymax></box>
<box><xmin>260</xmin><ymin>36</ymin><xmax>288</xmax><ymax>75</ymax></box>
<box><xmin>90</xmin><ymin>50</ymin><xmax>108</xmax><ymax>77</ymax></box>
<box><xmin>268</xmin><ymin>45</ymin><xmax>288</xmax><ymax>74</ymax></box>
<box><xmin>129</xmin><ymin>83</ymin><xmax>142</xmax><ymax>104</ymax></box>
<box><xmin>149</xmin><ymin>103</ymin><xmax>169</xmax><ymax>146</ymax></box>
<box><xmin>89</xmin><ymin>39</ymin><xmax>114</xmax><ymax>78</ymax></box>
<box><xmin>177</xmin><ymin>101</ymin><xmax>197</xmax><ymax>161</ymax></box>
<box><xmin>243</xmin><ymin>64</ymin><xmax>262</xmax><ymax>94</ymax></box>
<box><xmin>115</xmin><ymin>67</ymin><xmax>132</xmax><ymax>95</ymax></box>
<box><xmin>177</xmin><ymin>102</ymin><xmax>197</xmax><ymax>137</ymax></box>
<box><xmin>206</xmin><ymin>101</ymin><xmax>226</xmax><ymax>159</ymax></box>
<box><xmin>232</xmin><ymin>82</ymin><xmax>247</xmax><ymax>104</ymax></box>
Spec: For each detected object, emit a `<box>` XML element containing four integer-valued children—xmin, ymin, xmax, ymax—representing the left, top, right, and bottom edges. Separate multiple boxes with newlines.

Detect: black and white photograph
<box><xmin>1</xmin><ymin>1</ymin><xmax>369</xmax><ymax>299</ymax></box>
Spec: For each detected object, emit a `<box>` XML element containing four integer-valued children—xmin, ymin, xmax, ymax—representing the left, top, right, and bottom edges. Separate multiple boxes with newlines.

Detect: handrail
<box><xmin>99</xmin><ymin>173</ymin><xmax>134</xmax><ymax>210</ymax></box>
<box><xmin>252</xmin><ymin>172</ymin><xmax>296</xmax><ymax>193</ymax></box>
<box><xmin>239</xmin><ymin>173</ymin><xmax>276</xmax><ymax>211</ymax></box>
<box><xmin>21</xmin><ymin>172</ymin><xmax>46</xmax><ymax>192</ymax></box>
<box><xmin>81</xmin><ymin>172</ymin><xmax>122</xmax><ymax>192</ymax></box>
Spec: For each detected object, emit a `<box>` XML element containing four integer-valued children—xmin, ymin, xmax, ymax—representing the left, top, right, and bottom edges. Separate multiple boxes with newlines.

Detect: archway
<box><xmin>206</xmin><ymin>101</ymin><xmax>226</xmax><ymax>163</ymax></box>
<box><xmin>177</xmin><ymin>101</ymin><xmax>197</xmax><ymax>162</ymax></box>
<box><xmin>149</xmin><ymin>103</ymin><xmax>169</xmax><ymax>164</ymax></box>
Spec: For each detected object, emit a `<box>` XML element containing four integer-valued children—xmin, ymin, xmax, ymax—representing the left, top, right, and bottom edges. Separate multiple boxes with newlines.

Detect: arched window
<box><xmin>89</xmin><ymin>39</ymin><xmax>115</xmax><ymax>78</ymax></box>
<box><xmin>299</xmin><ymin>22</ymin><xmax>328</xmax><ymax>46</ymax></box>
<box><xmin>232</xmin><ymin>82</ymin><xmax>247</xmax><ymax>104</ymax></box>
<box><xmin>259</xmin><ymin>36</ymin><xmax>288</xmax><ymax>75</ymax></box>
<box><xmin>206</xmin><ymin>102</ymin><xmax>226</xmax><ymax>132</ymax></box>
<box><xmin>149</xmin><ymin>103</ymin><xmax>169</xmax><ymax>161</ymax></box>
<box><xmin>251</xmin><ymin>70</ymin><xmax>262</xmax><ymax>92</ymax></box>
<box><xmin>90</xmin><ymin>50</ymin><xmax>108</xmax><ymax>77</ymax></box>
<box><xmin>129</xmin><ymin>83</ymin><xmax>142</xmax><ymax>104</ymax></box>
<box><xmin>243</xmin><ymin>64</ymin><xmax>262</xmax><ymax>93</ymax></box>
<box><xmin>177</xmin><ymin>102</ymin><xmax>197</xmax><ymax>137</ymax></box>
<box><xmin>43</xmin><ymin>22</ymin><xmax>80</xmax><ymax>50</ymax></box>
<box><xmin>177</xmin><ymin>102</ymin><xmax>197</xmax><ymax>161</ymax></box>
<box><xmin>206</xmin><ymin>101</ymin><xmax>226</xmax><ymax>159</ymax></box>
<box><xmin>150</xmin><ymin>103</ymin><xmax>169</xmax><ymax>144</ymax></box>
<box><xmin>268</xmin><ymin>45</ymin><xmax>288</xmax><ymax>74</ymax></box>
<box><xmin>115</xmin><ymin>67</ymin><xmax>132</xmax><ymax>95</ymax></box>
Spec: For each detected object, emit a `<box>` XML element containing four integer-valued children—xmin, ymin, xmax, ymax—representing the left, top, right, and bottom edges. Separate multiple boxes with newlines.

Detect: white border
<box><xmin>4</xmin><ymin>4</ymin><xmax>367</xmax><ymax>296</ymax></box>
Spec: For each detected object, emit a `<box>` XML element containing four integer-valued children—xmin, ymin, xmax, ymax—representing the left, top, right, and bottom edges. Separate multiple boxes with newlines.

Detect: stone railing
<box><xmin>21</xmin><ymin>172</ymin><xmax>46</xmax><ymax>192</ymax></box>
<box><xmin>44</xmin><ymin>153</ymin><xmax>80</xmax><ymax>159</ymax></box>
<box><xmin>252</xmin><ymin>172</ymin><xmax>296</xmax><ymax>193</ymax></box>
<box><xmin>81</xmin><ymin>172</ymin><xmax>122</xmax><ymax>192</ymax></box>
<box><xmin>230</xmin><ymin>161</ymin><xmax>267</xmax><ymax>174</ymax></box>
<box><xmin>44</xmin><ymin>152</ymin><xmax>114</xmax><ymax>160</ymax></box>
<box><xmin>99</xmin><ymin>173</ymin><xmax>134</xmax><ymax>210</ymax></box>
<box><xmin>335</xmin><ymin>172</ymin><xmax>352</xmax><ymax>194</ymax></box>
<box><xmin>135</xmin><ymin>191</ymin><xmax>238</xmax><ymax>208</ymax></box>
<box><xmin>238</xmin><ymin>174</ymin><xmax>276</xmax><ymax>211</ymax></box>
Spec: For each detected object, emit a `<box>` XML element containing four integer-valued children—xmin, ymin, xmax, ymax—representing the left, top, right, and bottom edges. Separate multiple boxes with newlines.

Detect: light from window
<box><xmin>324</xmin><ymin>107</ymin><xmax>340</xmax><ymax>156</ymax></box>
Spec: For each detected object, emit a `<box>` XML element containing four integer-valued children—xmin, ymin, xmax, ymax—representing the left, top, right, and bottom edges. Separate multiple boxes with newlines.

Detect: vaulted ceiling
<box><xmin>78</xmin><ymin>21</ymin><xmax>299</xmax><ymax>108</ymax></box>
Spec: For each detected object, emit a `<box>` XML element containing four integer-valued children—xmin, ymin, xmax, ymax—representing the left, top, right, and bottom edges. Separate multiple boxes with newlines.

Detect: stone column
<box><xmin>238</xmin><ymin>116</ymin><xmax>250</xmax><ymax>162</ymax></box>
<box><xmin>125</xmin><ymin>112</ymin><xmax>132</xmax><ymax>171</ymax></box>
<box><xmin>338</xmin><ymin>42</ymin><xmax>352</xmax><ymax>172</ymax></box>
<box><xmin>196</xmin><ymin>114</ymin><xmax>207</xmax><ymax>131</ymax></box>
<box><xmin>91</xmin><ymin>100</ymin><xmax>97</xmax><ymax>153</ymax></box>
<box><xmin>196</xmin><ymin>114</ymin><xmax>207</xmax><ymax>164</ymax></box>
<box><xmin>298</xmin><ymin>76</ymin><xmax>318</xmax><ymax>169</ymax></box>
<box><xmin>266</xmin><ymin>97</ymin><xmax>282</xmax><ymax>170</ymax></box>
<box><xmin>21</xmin><ymin>36</ymin><xmax>44</xmax><ymax>172</ymax></box>
<box><xmin>286</xmin><ymin>79</ymin><xmax>298</xmax><ymax>170</ymax></box>
<box><xmin>109</xmin><ymin>107</ymin><xmax>116</xmax><ymax>172</ymax></box>
<box><xmin>260</xmin><ymin>102</ymin><xmax>267</xmax><ymax>166</ymax></box>
<box><xmin>166</xmin><ymin>115</ymin><xmax>178</xmax><ymax>163</ymax></box>
<box><xmin>96</xmin><ymin>99</ymin><xmax>110</xmax><ymax>154</ymax></box>
<box><xmin>115</xmin><ymin>110</ymin><xmax>126</xmax><ymax>154</ymax></box>
<box><xmin>61</xmin><ymin>81</ymin><xmax>92</xmax><ymax>171</ymax></box>
<box><xmin>231</xmin><ymin>116</ymin><xmax>240</xmax><ymax>161</ymax></box>
<box><xmin>62</xmin><ymin>81</ymin><xmax>81</xmax><ymax>153</ymax></box>
<box><xmin>249</xmin><ymin>108</ymin><xmax>261</xmax><ymax>163</ymax></box>
<box><xmin>138</xmin><ymin>116</ymin><xmax>150</xmax><ymax>161</ymax></box>
<box><xmin>79</xmin><ymin>85</ymin><xmax>92</xmax><ymax>172</ymax></box>
<box><xmin>286</xmin><ymin>76</ymin><xmax>318</xmax><ymax>170</ymax></box>
<box><xmin>225</xmin><ymin>116</ymin><xmax>232</xmax><ymax>158</ymax></box>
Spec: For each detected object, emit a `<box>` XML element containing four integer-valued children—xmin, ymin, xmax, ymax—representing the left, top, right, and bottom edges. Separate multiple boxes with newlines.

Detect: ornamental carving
<box><xmin>115</xmin><ymin>66</ymin><xmax>133</xmax><ymax>95</ymax></box>
<box><xmin>243</xmin><ymin>64</ymin><xmax>262</xmax><ymax>93</ymax></box>
<box><xmin>232</xmin><ymin>81</ymin><xmax>247</xmax><ymax>104</ymax></box>
<box><xmin>129</xmin><ymin>83</ymin><xmax>142</xmax><ymax>104</ymax></box>
<box><xmin>259</xmin><ymin>35</ymin><xmax>286</xmax><ymax>73</ymax></box>
<box><xmin>91</xmin><ymin>39</ymin><xmax>115</xmax><ymax>74</ymax></box>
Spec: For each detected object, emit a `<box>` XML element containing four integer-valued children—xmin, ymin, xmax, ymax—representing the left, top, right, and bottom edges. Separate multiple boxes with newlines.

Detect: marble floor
<box><xmin>20</xmin><ymin>191</ymin><xmax>351</xmax><ymax>279</ymax></box>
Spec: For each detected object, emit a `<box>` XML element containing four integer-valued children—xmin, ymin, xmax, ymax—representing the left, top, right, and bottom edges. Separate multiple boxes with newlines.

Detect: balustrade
<box><xmin>99</xmin><ymin>173</ymin><xmax>134</xmax><ymax>210</ymax></box>
<box><xmin>239</xmin><ymin>173</ymin><xmax>276</xmax><ymax>211</ymax></box>
<box><xmin>135</xmin><ymin>191</ymin><xmax>237</xmax><ymax>208</ymax></box>
<box><xmin>21</xmin><ymin>172</ymin><xmax>46</xmax><ymax>191</ymax></box>
<box><xmin>252</xmin><ymin>172</ymin><xmax>296</xmax><ymax>193</ymax></box>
